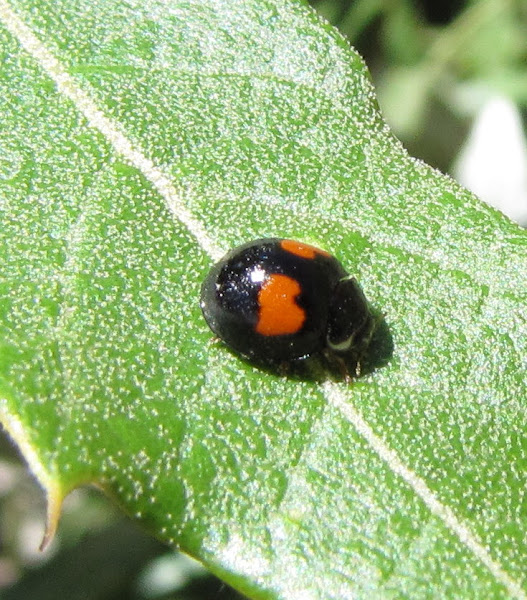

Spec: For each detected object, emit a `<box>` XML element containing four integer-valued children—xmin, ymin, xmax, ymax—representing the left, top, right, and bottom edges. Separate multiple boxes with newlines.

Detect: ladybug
<box><xmin>200</xmin><ymin>238</ymin><xmax>374</xmax><ymax>377</ymax></box>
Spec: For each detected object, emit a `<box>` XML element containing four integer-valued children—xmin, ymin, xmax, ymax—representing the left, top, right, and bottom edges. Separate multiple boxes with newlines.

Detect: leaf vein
<box><xmin>323</xmin><ymin>380</ymin><xmax>526</xmax><ymax>599</ymax></box>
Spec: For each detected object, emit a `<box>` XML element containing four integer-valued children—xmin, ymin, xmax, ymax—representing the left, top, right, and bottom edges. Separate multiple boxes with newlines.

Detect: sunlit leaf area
<box><xmin>1</xmin><ymin>0</ymin><xmax>527</xmax><ymax>599</ymax></box>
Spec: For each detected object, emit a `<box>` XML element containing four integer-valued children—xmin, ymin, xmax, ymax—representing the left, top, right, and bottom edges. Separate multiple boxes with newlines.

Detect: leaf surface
<box><xmin>1</xmin><ymin>0</ymin><xmax>527</xmax><ymax>598</ymax></box>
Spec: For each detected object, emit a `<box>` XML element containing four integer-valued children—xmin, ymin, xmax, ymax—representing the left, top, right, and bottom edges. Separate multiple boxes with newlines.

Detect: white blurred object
<box><xmin>137</xmin><ymin>552</ymin><xmax>207</xmax><ymax>598</ymax></box>
<box><xmin>453</xmin><ymin>96</ymin><xmax>527</xmax><ymax>225</ymax></box>
<box><xmin>0</xmin><ymin>460</ymin><xmax>19</xmax><ymax>495</ymax></box>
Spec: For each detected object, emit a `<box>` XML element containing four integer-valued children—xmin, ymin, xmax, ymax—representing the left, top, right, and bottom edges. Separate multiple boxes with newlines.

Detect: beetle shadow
<box><xmin>353</xmin><ymin>309</ymin><xmax>394</xmax><ymax>378</ymax></box>
<box><xmin>228</xmin><ymin>307</ymin><xmax>393</xmax><ymax>384</ymax></box>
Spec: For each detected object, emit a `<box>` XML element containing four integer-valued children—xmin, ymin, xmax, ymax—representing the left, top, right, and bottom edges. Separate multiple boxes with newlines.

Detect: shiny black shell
<box><xmin>200</xmin><ymin>238</ymin><xmax>372</xmax><ymax>367</ymax></box>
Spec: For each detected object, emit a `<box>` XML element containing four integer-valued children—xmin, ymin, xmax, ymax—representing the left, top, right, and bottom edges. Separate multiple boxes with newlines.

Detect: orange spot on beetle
<box><xmin>256</xmin><ymin>274</ymin><xmax>305</xmax><ymax>336</ymax></box>
<box><xmin>280</xmin><ymin>239</ymin><xmax>330</xmax><ymax>259</ymax></box>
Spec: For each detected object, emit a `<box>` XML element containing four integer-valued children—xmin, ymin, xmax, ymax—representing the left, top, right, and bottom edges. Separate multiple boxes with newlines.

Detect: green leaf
<box><xmin>1</xmin><ymin>0</ymin><xmax>527</xmax><ymax>598</ymax></box>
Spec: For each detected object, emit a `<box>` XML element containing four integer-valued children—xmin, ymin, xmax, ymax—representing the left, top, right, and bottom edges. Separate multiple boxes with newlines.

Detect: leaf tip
<box><xmin>39</xmin><ymin>479</ymin><xmax>64</xmax><ymax>551</ymax></box>
<box><xmin>0</xmin><ymin>401</ymin><xmax>64</xmax><ymax>551</ymax></box>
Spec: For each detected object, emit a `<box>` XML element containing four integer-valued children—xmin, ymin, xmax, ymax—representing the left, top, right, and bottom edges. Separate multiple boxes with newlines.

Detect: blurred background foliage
<box><xmin>312</xmin><ymin>0</ymin><xmax>527</xmax><ymax>170</ymax></box>
<box><xmin>1</xmin><ymin>0</ymin><xmax>526</xmax><ymax>598</ymax></box>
